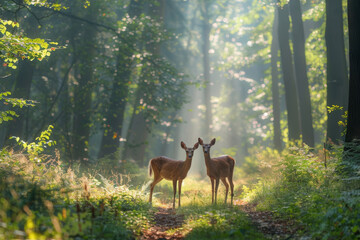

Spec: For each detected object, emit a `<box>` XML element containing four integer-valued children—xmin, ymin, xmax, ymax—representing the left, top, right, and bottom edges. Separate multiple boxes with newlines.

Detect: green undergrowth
<box><xmin>0</xmin><ymin>151</ymin><xmax>151</xmax><ymax>239</ymax></box>
<box><xmin>0</xmin><ymin>132</ymin><xmax>263</xmax><ymax>240</ymax></box>
<box><xmin>177</xmin><ymin>204</ymin><xmax>265</xmax><ymax>240</ymax></box>
<box><xmin>242</xmin><ymin>144</ymin><xmax>360</xmax><ymax>239</ymax></box>
<box><xmin>148</xmin><ymin>171</ymin><xmax>265</xmax><ymax>239</ymax></box>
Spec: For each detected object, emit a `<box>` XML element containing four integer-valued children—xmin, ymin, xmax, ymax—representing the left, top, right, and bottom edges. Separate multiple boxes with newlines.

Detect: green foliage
<box><xmin>243</xmin><ymin>144</ymin><xmax>360</xmax><ymax>239</ymax></box>
<box><xmin>327</xmin><ymin>105</ymin><xmax>348</xmax><ymax>135</ymax></box>
<box><xmin>11</xmin><ymin>125</ymin><xmax>56</xmax><ymax>162</ymax></box>
<box><xmin>0</xmin><ymin>91</ymin><xmax>36</xmax><ymax>124</ymax></box>
<box><xmin>179</xmin><ymin>205</ymin><xmax>264</xmax><ymax>240</ymax></box>
<box><xmin>0</xmin><ymin>19</ymin><xmax>58</xmax><ymax>69</ymax></box>
<box><xmin>241</xmin><ymin>147</ymin><xmax>282</xmax><ymax>176</ymax></box>
<box><xmin>0</xmin><ymin>151</ymin><xmax>151</xmax><ymax>239</ymax></box>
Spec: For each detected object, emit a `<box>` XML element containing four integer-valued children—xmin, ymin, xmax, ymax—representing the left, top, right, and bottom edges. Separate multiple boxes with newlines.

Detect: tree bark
<box><xmin>201</xmin><ymin>0</ymin><xmax>213</xmax><ymax>138</ymax></box>
<box><xmin>325</xmin><ymin>0</ymin><xmax>348</xmax><ymax>144</ymax></box>
<box><xmin>122</xmin><ymin>0</ymin><xmax>165</xmax><ymax>166</ymax></box>
<box><xmin>98</xmin><ymin>0</ymin><xmax>141</xmax><ymax>159</ymax></box>
<box><xmin>123</xmin><ymin>106</ymin><xmax>149</xmax><ymax>166</ymax></box>
<box><xmin>345</xmin><ymin>0</ymin><xmax>360</xmax><ymax>142</ymax></box>
<box><xmin>289</xmin><ymin>0</ymin><xmax>315</xmax><ymax>147</ymax></box>
<box><xmin>5</xmin><ymin>60</ymin><xmax>35</xmax><ymax>142</ymax></box>
<box><xmin>98</xmin><ymin>55</ymin><xmax>132</xmax><ymax>159</ymax></box>
<box><xmin>271</xmin><ymin>8</ymin><xmax>282</xmax><ymax>151</ymax></box>
<box><xmin>277</xmin><ymin>3</ymin><xmax>301</xmax><ymax>141</ymax></box>
<box><xmin>72</xmin><ymin>4</ymin><xmax>98</xmax><ymax>162</ymax></box>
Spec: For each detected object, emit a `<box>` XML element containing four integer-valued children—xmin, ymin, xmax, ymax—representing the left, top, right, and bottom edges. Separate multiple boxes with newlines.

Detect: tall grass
<box><xmin>0</xmin><ymin>150</ymin><xmax>151</xmax><ymax>239</ymax></box>
<box><xmin>242</xmin><ymin>144</ymin><xmax>360</xmax><ymax>239</ymax></box>
<box><xmin>0</xmin><ymin>149</ymin><xmax>265</xmax><ymax>239</ymax></box>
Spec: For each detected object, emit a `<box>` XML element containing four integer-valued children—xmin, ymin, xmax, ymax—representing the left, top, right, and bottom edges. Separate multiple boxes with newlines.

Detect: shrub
<box><xmin>242</xmin><ymin>143</ymin><xmax>360</xmax><ymax>239</ymax></box>
<box><xmin>0</xmin><ymin>149</ymin><xmax>151</xmax><ymax>239</ymax></box>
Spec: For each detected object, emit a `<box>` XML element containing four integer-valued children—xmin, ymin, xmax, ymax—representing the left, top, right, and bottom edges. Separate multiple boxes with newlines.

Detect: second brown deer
<box><xmin>148</xmin><ymin>141</ymin><xmax>199</xmax><ymax>208</ymax></box>
<box><xmin>198</xmin><ymin>138</ymin><xmax>235</xmax><ymax>205</ymax></box>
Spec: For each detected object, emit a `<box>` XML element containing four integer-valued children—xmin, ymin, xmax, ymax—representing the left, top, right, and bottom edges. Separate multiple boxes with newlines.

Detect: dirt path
<box><xmin>141</xmin><ymin>207</ymin><xmax>185</xmax><ymax>240</ymax></box>
<box><xmin>141</xmin><ymin>202</ymin><xmax>300</xmax><ymax>240</ymax></box>
<box><xmin>235</xmin><ymin>200</ymin><xmax>301</xmax><ymax>239</ymax></box>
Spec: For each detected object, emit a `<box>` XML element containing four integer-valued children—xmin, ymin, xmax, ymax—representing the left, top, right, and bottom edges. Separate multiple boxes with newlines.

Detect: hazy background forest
<box><xmin>1</xmin><ymin>0</ymin><xmax>347</xmax><ymax>169</ymax></box>
<box><xmin>1</xmin><ymin>0</ymin><xmax>360</xmax><ymax>239</ymax></box>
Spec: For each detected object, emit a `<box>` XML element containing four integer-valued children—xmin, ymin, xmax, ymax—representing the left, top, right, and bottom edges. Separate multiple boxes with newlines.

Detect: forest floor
<box><xmin>236</xmin><ymin>201</ymin><xmax>301</xmax><ymax>239</ymax></box>
<box><xmin>140</xmin><ymin>200</ymin><xmax>300</xmax><ymax>240</ymax></box>
<box><xmin>141</xmin><ymin>207</ymin><xmax>185</xmax><ymax>240</ymax></box>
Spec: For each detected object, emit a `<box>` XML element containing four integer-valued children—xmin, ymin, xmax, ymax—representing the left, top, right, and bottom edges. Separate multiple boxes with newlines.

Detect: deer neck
<box><xmin>182</xmin><ymin>155</ymin><xmax>193</xmax><ymax>172</ymax></box>
<box><xmin>204</xmin><ymin>152</ymin><xmax>212</xmax><ymax>168</ymax></box>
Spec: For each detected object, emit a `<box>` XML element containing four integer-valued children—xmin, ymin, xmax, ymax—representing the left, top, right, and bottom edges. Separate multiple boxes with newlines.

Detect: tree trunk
<box><xmin>345</xmin><ymin>0</ymin><xmax>360</xmax><ymax>142</ymax></box>
<box><xmin>98</xmin><ymin>56</ymin><xmax>132</xmax><ymax>159</ymax></box>
<box><xmin>201</xmin><ymin>0</ymin><xmax>213</xmax><ymax>138</ymax></box>
<box><xmin>58</xmin><ymin>62</ymin><xmax>73</xmax><ymax>161</ymax></box>
<box><xmin>122</xmin><ymin>0</ymin><xmax>164</xmax><ymax>166</ymax></box>
<box><xmin>72</xmin><ymin>5</ymin><xmax>98</xmax><ymax>162</ymax></box>
<box><xmin>289</xmin><ymin>0</ymin><xmax>315</xmax><ymax>147</ymax></box>
<box><xmin>123</xmin><ymin>106</ymin><xmax>149</xmax><ymax>166</ymax></box>
<box><xmin>5</xmin><ymin>60</ymin><xmax>35</xmax><ymax>142</ymax></box>
<box><xmin>277</xmin><ymin>3</ymin><xmax>301</xmax><ymax>141</ymax></box>
<box><xmin>97</xmin><ymin>0</ymin><xmax>142</xmax><ymax>159</ymax></box>
<box><xmin>271</xmin><ymin>8</ymin><xmax>282</xmax><ymax>151</ymax></box>
<box><xmin>325</xmin><ymin>0</ymin><xmax>348</xmax><ymax>144</ymax></box>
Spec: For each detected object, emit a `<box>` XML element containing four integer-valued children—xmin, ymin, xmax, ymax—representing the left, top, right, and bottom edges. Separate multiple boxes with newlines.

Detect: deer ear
<box><xmin>210</xmin><ymin>138</ymin><xmax>216</xmax><ymax>146</ymax></box>
<box><xmin>198</xmin><ymin>138</ymin><xmax>203</xmax><ymax>145</ymax></box>
<box><xmin>181</xmin><ymin>141</ymin><xmax>186</xmax><ymax>149</ymax></box>
<box><xmin>193</xmin><ymin>142</ymin><xmax>199</xmax><ymax>149</ymax></box>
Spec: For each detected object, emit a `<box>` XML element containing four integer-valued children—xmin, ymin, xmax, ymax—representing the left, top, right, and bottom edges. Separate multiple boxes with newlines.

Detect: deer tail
<box><xmin>148</xmin><ymin>159</ymin><xmax>153</xmax><ymax>177</ymax></box>
<box><xmin>229</xmin><ymin>156</ymin><xmax>235</xmax><ymax>178</ymax></box>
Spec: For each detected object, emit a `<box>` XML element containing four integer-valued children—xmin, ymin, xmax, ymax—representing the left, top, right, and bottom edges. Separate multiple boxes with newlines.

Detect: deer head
<box><xmin>198</xmin><ymin>138</ymin><xmax>216</xmax><ymax>154</ymax></box>
<box><xmin>181</xmin><ymin>141</ymin><xmax>199</xmax><ymax>158</ymax></box>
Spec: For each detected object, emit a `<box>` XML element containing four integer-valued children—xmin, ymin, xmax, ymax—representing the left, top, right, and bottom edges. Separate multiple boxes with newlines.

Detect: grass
<box><xmin>241</xmin><ymin>144</ymin><xmax>360</xmax><ymax>239</ymax></box>
<box><xmin>0</xmin><ymin>151</ymin><xmax>151</xmax><ymax>239</ymax></box>
<box><xmin>148</xmin><ymin>172</ymin><xmax>265</xmax><ymax>239</ymax></box>
<box><xmin>179</xmin><ymin>204</ymin><xmax>264</xmax><ymax>240</ymax></box>
<box><xmin>3</xmin><ymin>136</ymin><xmax>360</xmax><ymax>240</ymax></box>
<box><xmin>0</xmin><ymin>148</ymin><xmax>266</xmax><ymax>239</ymax></box>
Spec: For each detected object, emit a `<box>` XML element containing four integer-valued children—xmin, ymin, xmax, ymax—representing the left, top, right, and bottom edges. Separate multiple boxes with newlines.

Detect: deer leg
<box><xmin>228</xmin><ymin>176</ymin><xmax>234</xmax><ymax>205</ymax></box>
<box><xmin>149</xmin><ymin>176</ymin><xmax>163</xmax><ymax>204</ymax></box>
<box><xmin>172</xmin><ymin>179</ymin><xmax>177</xmax><ymax>209</ymax></box>
<box><xmin>210</xmin><ymin>178</ymin><xmax>215</xmax><ymax>204</ymax></box>
<box><xmin>221</xmin><ymin>178</ymin><xmax>229</xmax><ymax>204</ymax></box>
<box><xmin>215</xmin><ymin>178</ymin><xmax>220</xmax><ymax>205</ymax></box>
<box><xmin>178</xmin><ymin>179</ymin><xmax>183</xmax><ymax>207</ymax></box>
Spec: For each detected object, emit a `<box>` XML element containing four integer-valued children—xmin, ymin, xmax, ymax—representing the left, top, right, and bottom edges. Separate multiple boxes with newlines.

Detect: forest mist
<box><xmin>0</xmin><ymin>0</ymin><xmax>348</xmax><ymax>174</ymax></box>
<box><xmin>3</xmin><ymin>0</ymin><xmax>360</xmax><ymax>239</ymax></box>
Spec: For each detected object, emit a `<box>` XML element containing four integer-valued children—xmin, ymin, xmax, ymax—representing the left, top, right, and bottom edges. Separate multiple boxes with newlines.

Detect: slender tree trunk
<box><xmin>58</xmin><ymin>63</ymin><xmax>73</xmax><ymax>161</ymax></box>
<box><xmin>345</xmin><ymin>0</ymin><xmax>360</xmax><ymax>142</ymax></box>
<box><xmin>271</xmin><ymin>8</ymin><xmax>282</xmax><ymax>151</ymax></box>
<box><xmin>5</xmin><ymin>12</ymin><xmax>41</xmax><ymax>144</ymax></box>
<box><xmin>325</xmin><ymin>0</ymin><xmax>348</xmax><ymax>144</ymax></box>
<box><xmin>72</xmin><ymin>5</ymin><xmax>98</xmax><ymax>162</ymax></box>
<box><xmin>123</xmin><ymin>105</ymin><xmax>149</xmax><ymax>165</ymax></box>
<box><xmin>98</xmin><ymin>56</ymin><xmax>132</xmax><ymax>159</ymax></box>
<box><xmin>123</xmin><ymin>0</ymin><xmax>164</xmax><ymax>166</ymax></box>
<box><xmin>289</xmin><ymin>0</ymin><xmax>314</xmax><ymax>147</ymax></box>
<box><xmin>201</xmin><ymin>0</ymin><xmax>213</xmax><ymax>138</ymax></box>
<box><xmin>98</xmin><ymin>0</ymin><xmax>142</xmax><ymax>159</ymax></box>
<box><xmin>72</xmin><ymin>60</ymin><xmax>94</xmax><ymax>162</ymax></box>
<box><xmin>5</xmin><ymin>60</ymin><xmax>35</xmax><ymax>142</ymax></box>
<box><xmin>277</xmin><ymin>3</ymin><xmax>301</xmax><ymax>141</ymax></box>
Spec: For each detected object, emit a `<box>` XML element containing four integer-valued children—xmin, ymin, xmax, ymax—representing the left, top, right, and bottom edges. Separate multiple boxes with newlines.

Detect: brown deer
<box><xmin>148</xmin><ymin>141</ymin><xmax>199</xmax><ymax>208</ymax></box>
<box><xmin>198</xmin><ymin>138</ymin><xmax>235</xmax><ymax>205</ymax></box>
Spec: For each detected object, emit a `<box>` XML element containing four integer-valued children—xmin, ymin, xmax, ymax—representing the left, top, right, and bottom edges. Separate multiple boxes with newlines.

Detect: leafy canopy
<box><xmin>0</xmin><ymin>19</ymin><xmax>58</xmax><ymax>69</ymax></box>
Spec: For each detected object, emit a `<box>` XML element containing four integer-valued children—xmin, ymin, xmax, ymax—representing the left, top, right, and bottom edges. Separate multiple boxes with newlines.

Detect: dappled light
<box><xmin>1</xmin><ymin>0</ymin><xmax>360</xmax><ymax>239</ymax></box>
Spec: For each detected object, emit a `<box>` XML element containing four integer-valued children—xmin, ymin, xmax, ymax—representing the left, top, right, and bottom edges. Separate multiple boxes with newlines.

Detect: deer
<box><xmin>198</xmin><ymin>138</ymin><xmax>235</xmax><ymax>205</ymax></box>
<box><xmin>148</xmin><ymin>141</ymin><xmax>199</xmax><ymax>209</ymax></box>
